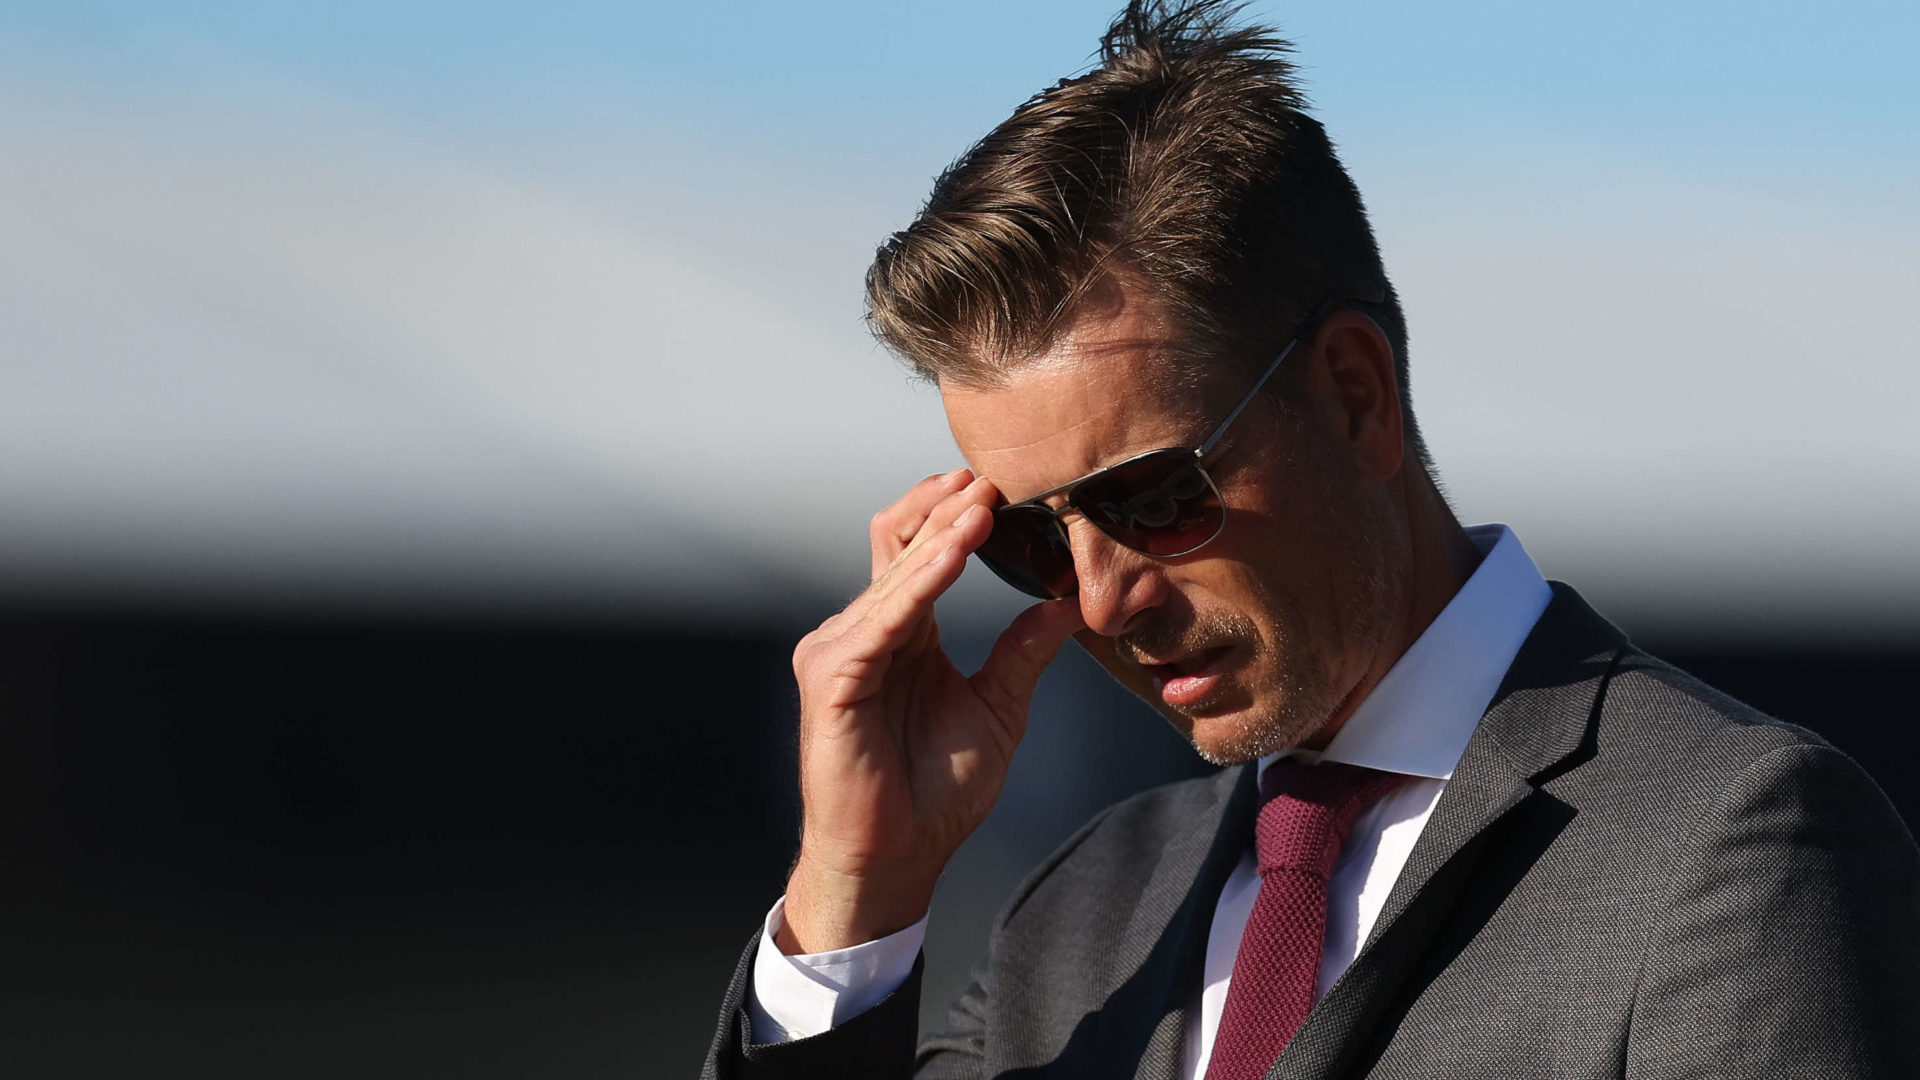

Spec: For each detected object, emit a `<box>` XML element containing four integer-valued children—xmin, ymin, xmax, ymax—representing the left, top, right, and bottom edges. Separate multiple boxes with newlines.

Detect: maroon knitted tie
<box><xmin>1205</xmin><ymin>760</ymin><xmax>1409</xmax><ymax>1080</ymax></box>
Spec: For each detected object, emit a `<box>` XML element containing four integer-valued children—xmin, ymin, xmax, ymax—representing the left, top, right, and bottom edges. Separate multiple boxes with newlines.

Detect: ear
<box><xmin>1311</xmin><ymin>310</ymin><xmax>1404</xmax><ymax>482</ymax></box>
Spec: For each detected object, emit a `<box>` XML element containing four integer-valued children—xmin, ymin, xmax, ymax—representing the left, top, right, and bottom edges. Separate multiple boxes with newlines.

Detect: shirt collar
<box><xmin>1260</xmin><ymin>524</ymin><xmax>1553</xmax><ymax>782</ymax></box>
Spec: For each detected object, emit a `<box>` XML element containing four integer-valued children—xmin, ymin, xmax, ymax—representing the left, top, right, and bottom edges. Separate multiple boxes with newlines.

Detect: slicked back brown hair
<box><xmin>865</xmin><ymin>0</ymin><xmax>1430</xmax><ymax>468</ymax></box>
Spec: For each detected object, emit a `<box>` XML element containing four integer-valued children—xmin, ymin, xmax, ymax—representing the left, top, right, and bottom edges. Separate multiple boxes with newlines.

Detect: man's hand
<box><xmin>778</xmin><ymin>468</ymin><xmax>1085</xmax><ymax>954</ymax></box>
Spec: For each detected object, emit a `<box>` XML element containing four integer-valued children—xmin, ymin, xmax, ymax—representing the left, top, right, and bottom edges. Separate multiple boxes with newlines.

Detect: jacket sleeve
<box><xmin>699</xmin><ymin>795</ymin><xmax>1130</xmax><ymax>1078</ymax></box>
<box><xmin>913</xmin><ymin>963</ymin><xmax>994</xmax><ymax>1079</ymax></box>
<box><xmin>701</xmin><ymin>930</ymin><xmax>965</xmax><ymax>1080</ymax></box>
<box><xmin>1626</xmin><ymin>741</ymin><xmax>1920</xmax><ymax>1078</ymax></box>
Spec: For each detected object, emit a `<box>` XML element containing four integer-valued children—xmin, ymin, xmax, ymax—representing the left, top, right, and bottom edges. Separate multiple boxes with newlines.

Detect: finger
<box><xmin>866</xmin><ymin>505</ymin><xmax>989</xmax><ymax>632</ymax></box>
<box><xmin>869</xmin><ymin>496</ymin><xmax>996</xmax><ymax>660</ymax></box>
<box><xmin>823</xmin><ymin>541</ymin><xmax>973</xmax><ymax>706</ymax></box>
<box><xmin>871</xmin><ymin>468</ymin><xmax>973</xmax><ymax>581</ymax></box>
<box><xmin>967</xmin><ymin>597</ymin><xmax>1086</xmax><ymax>737</ymax></box>
<box><xmin>869</xmin><ymin>468</ymin><xmax>972</xmax><ymax>580</ymax></box>
<box><xmin>834</xmin><ymin>495</ymin><xmax>995</xmax><ymax>643</ymax></box>
<box><xmin>885</xmin><ymin>476</ymin><xmax>998</xmax><ymax>577</ymax></box>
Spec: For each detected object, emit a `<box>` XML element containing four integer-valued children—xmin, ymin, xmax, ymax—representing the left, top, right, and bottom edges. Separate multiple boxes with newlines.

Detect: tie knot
<box><xmin>1254</xmin><ymin>760</ymin><xmax>1408</xmax><ymax>879</ymax></box>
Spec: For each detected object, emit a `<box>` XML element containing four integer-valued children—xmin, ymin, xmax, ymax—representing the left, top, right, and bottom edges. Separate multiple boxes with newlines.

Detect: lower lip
<box><xmin>1151</xmin><ymin>650</ymin><xmax>1235</xmax><ymax>707</ymax></box>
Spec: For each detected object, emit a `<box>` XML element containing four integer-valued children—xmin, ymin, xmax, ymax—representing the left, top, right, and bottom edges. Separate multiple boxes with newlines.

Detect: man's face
<box><xmin>943</xmin><ymin>288</ymin><xmax>1408</xmax><ymax>764</ymax></box>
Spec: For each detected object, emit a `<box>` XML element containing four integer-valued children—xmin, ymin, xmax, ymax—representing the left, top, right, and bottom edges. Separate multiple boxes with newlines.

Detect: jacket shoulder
<box><xmin>1598</xmin><ymin>643</ymin><xmax>1836</xmax><ymax>771</ymax></box>
<box><xmin>1561</xmin><ymin>641</ymin><xmax>1912</xmax><ymax>871</ymax></box>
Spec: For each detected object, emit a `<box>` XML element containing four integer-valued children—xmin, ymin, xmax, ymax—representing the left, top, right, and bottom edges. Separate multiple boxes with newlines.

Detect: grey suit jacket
<box><xmin>701</xmin><ymin>585</ymin><xmax>1920</xmax><ymax>1078</ymax></box>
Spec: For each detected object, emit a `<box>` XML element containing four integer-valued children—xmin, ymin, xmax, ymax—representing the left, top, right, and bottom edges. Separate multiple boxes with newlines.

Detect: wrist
<box><xmin>778</xmin><ymin>855</ymin><xmax>940</xmax><ymax>954</ymax></box>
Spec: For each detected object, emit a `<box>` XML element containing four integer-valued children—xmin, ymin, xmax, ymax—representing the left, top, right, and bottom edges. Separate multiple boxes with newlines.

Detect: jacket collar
<box><xmin>1094</xmin><ymin>761</ymin><xmax>1260</xmax><ymax>1080</ymax></box>
<box><xmin>1265</xmin><ymin>581</ymin><xmax>1628</xmax><ymax>1080</ymax></box>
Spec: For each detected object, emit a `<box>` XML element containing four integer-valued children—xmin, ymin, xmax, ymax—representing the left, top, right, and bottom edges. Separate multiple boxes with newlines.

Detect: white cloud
<box><xmin>1377</xmin><ymin>168</ymin><xmax>1920</xmax><ymax>635</ymax></box>
<box><xmin>1</xmin><ymin>79</ymin><xmax>1914</xmax><ymax>634</ymax></box>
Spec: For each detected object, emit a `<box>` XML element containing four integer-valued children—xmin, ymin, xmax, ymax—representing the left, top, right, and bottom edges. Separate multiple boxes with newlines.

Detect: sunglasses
<box><xmin>973</xmin><ymin>301</ymin><xmax>1335</xmax><ymax>600</ymax></box>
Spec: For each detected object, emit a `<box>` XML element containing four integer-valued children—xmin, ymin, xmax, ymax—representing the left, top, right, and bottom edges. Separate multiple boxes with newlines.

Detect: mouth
<box><xmin>1142</xmin><ymin>644</ymin><xmax>1241</xmax><ymax>709</ymax></box>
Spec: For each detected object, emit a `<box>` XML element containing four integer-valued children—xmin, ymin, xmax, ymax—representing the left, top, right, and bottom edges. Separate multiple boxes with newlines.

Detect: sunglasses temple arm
<box><xmin>1199</xmin><ymin>297</ymin><xmax>1343</xmax><ymax>458</ymax></box>
<box><xmin>1196</xmin><ymin>335</ymin><xmax>1300</xmax><ymax>458</ymax></box>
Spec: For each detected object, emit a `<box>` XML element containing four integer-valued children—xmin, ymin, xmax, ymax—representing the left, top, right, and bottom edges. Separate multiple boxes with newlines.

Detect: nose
<box><xmin>1068</xmin><ymin>518</ymin><xmax>1171</xmax><ymax>638</ymax></box>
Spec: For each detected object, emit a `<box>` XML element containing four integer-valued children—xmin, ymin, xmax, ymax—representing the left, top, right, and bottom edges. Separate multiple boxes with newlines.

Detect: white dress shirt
<box><xmin>750</xmin><ymin>524</ymin><xmax>1553</xmax><ymax>1069</ymax></box>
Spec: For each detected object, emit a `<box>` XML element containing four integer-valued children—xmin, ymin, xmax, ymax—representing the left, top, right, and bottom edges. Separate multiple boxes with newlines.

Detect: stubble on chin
<box><xmin>1186</xmin><ymin>501</ymin><xmax>1404</xmax><ymax>767</ymax></box>
<box><xmin>1183</xmin><ymin>638</ymin><xmax>1345</xmax><ymax>766</ymax></box>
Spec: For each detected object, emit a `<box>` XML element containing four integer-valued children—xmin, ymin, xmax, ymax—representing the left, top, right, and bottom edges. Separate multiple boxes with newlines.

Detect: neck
<box><xmin>1300</xmin><ymin>463</ymin><xmax>1481</xmax><ymax>751</ymax></box>
<box><xmin>1397</xmin><ymin>466</ymin><xmax>1484</xmax><ymax>645</ymax></box>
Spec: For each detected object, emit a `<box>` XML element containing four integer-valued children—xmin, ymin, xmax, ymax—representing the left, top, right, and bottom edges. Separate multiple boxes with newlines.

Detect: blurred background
<box><xmin>1</xmin><ymin>1</ymin><xmax>1916</xmax><ymax>1075</ymax></box>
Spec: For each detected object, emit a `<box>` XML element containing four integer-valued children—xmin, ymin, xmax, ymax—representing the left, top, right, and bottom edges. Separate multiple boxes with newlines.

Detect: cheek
<box><xmin>1187</xmin><ymin>511</ymin><xmax>1348</xmax><ymax>670</ymax></box>
<box><xmin>1216</xmin><ymin>454</ymin><xmax>1371</xmax><ymax>606</ymax></box>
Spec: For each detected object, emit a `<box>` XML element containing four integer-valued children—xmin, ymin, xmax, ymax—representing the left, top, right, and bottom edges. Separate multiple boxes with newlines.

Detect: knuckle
<box><xmin>793</xmin><ymin>619</ymin><xmax>844</xmax><ymax>667</ymax></box>
<box><xmin>811</xmin><ymin>613</ymin><xmax>849</xmax><ymax>648</ymax></box>
<box><xmin>791</xmin><ymin>635</ymin><xmax>818</xmax><ymax>676</ymax></box>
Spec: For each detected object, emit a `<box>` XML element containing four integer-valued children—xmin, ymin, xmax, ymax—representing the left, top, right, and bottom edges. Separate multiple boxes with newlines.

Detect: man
<box><xmin>702</xmin><ymin>2</ymin><xmax>1920</xmax><ymax>1076</ymax></box>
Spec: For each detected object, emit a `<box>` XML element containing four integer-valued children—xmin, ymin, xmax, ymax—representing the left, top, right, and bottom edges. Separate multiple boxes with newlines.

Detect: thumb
<box><xmin>968</xmin><ymin>597</ymin><xmax>1085</xmax><ymax>732</ymax></box>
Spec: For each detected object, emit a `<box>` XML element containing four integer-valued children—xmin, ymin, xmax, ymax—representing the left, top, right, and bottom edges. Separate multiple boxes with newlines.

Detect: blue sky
<box><xmin>1</xmin><ymin>2</ymin><xmax>1915</xmax><ymax>633</ymax></box>
<box><xmin>6</xmin><ymin>1</ymin><xmax>1913</xmax><ymax>232</ymax></box>
<box><xmin>8</xmin><ymin>1</ymin><xmax>1915</xmax><ymax>167</ymax></box>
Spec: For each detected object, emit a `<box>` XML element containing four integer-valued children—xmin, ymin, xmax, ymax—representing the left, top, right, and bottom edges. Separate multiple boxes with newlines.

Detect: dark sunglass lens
<box><xmin>975</xmin><ymin>504</ymin><xmax>1076</xmax><ymax>599</ymax></box>
<box><xmin>1072</xmin><ymin>450</ymin><xmax>1224</xmax><ymax>556</ymax></box>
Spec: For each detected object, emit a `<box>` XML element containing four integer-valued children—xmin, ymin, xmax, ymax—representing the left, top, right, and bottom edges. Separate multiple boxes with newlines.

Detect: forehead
<box><xmin>940</xmin><ymin>298</ymin><xmax>1218</xmax><ymax>503</ymax></box>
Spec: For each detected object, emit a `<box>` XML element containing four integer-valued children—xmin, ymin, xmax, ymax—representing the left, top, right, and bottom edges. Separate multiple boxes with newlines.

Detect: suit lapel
<box><xmin>1100</xmin><ymin>761</ymin><xmax>1259</xmax><ymax>1080</ymax></box>
<box><xmin>1265</xmin><ymin>584</ymin><xmax>1627</xmax><ymax>1080</ymax></box>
